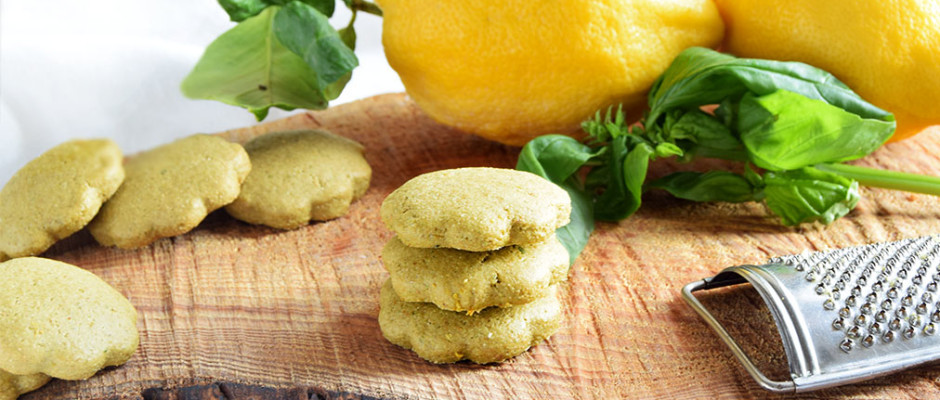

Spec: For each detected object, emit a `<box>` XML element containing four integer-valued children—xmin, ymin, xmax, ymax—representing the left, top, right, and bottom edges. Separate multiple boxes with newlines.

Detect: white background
<box><xmin>0</xmin><ymin>0</ymin><xmax>402</xmax><ymax>185</ymax></box>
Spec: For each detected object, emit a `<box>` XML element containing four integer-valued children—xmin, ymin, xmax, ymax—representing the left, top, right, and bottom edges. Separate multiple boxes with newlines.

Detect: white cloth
<box><xmin>0</xmin><ymin>0</ymin><xmax>402</xmax><ymax>185</ymax></box>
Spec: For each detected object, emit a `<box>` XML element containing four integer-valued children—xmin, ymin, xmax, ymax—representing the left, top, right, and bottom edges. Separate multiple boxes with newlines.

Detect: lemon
<box><xmin>714</xmin><ymin>0</ymin><xmax>940</xmax><ymax>142</ymax></box>
<box><xmin>379</xmin><ymin>0</ymin><xmax>725</xmax><ymax>146</ymax></box>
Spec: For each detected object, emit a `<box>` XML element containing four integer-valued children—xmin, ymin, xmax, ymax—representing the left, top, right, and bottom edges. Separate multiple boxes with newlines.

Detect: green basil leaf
<box><xmin>218</xmin><ymin>0</ymin><xmax>270</xmax><ymax>22</ymax></box>
<box><xmin>737</xmin><ymin>90</ymin><xmax>895</xmax><ymax>171</ymax></box>
<box><xmin>555</xmin><ymin>179</ymin><xmax>595</xmax><ymax>265</ymax></box>
<box><xmin>593</xmin><ymin>137</ymin><xmax>653</xmax><ymax>221</ymax></box>
<box><xmin>516</xmin><ymin>135</ymin><xmax>601</xmax><ymax>264</ymax></box>
<box><xmin>646</xmin><ymin>47</ymin><xmax>894</xmax><ymax>127</ymax></box>
<box><xmin>218</xmin><ymin>0</ymin><xmax>335</xmax><ymax>21</ymax></box>
<box><xmin>763</xmin><ymin>166</ymin><xmax>860</xmax><ymax>225</ymax></box>
<box><xmin>323</xmin><ymin>24</ymin><xmax>357</xmax><ymax>100</ymax></box>
<box><xmin>665</xmin><ymin>109</ymin><xmax>746</xmax><ymax>162</ymax></box>
<box><xmin>181</xmin><ymin>7</ymin><xmax>328</xmax><ymax>120</ymax></box>
<box><xmin>274</xmin><ymin>2</ymin><xmax>358</xmax><ymax>90</ymax></box>
<box><xmin>517</xmin><ymin>135</ymin><xmax>599</xmax><ymax>182</ymax></box>
<box><xmin>647</xmin><ymin>171</ymin><xmax>762</xmax><ymax>203</ymax></box>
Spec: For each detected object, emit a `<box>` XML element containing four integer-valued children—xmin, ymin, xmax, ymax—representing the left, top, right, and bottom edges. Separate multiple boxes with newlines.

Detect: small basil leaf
<box><xmin>274</xmin><ymin>1</ymin><xmax>358</xmax><ymax>90</ymax></box>
<box><xmin>647</xmin><ymin>171</ymin><xmax>763</xmax><ymax>203</ymax></box>
<box><xmin>556</xmin><ymin>179</ymin><xmax>595</xmax><ymax>265</ymax></box>
<box><xmin>666</xmin><ymin>109</ymin><xmax>746</xmax><ymax>162</ymax></box>
<box><xmin>516</xmin><ymin>135</ymin><xmax>602</xmax><ymax>264</ymax></box>
<box><xmin>763</xmin><ymin>167</ymin><xmax>860</xmax><ymax>225</ymax></box>
<box><xmin>647</xmin><ymin>47</ymin><xmax>894</xmax><ymax>127</ymax></box>
<box><xmin>218</xmin><ymin>0</ymin><xmax>270</xmax><ymax>22</ymax></box>
<box><xmin>737</xmin><ymin>90</ymin><xmax>895</xmax><ymax>171</ymax></box>
<box><xmin>517</xmin><ymin>135</ymin><xmax>600</xmax><ymax>182</ymax></box>
<box><xmin>218</xmin><ymin>0</ymin><xmax>335</xmax><ymax>21</ymax></box>
<box><xmin>323</xmin><ymin>24</ymin><xmax>357</xmax><ymax>100</ymax></box>
<box><xmin>181</xmin><ymin>7</ymin><xmax>328</xmax><ymax>120</ymax></box>
<box><xmin>594</xmin><ymin>137</ymin><xmax>654</xmax><ymax>221</ymax></box>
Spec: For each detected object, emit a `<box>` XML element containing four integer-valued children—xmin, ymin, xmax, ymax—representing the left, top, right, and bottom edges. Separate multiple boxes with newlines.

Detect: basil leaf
<box><xmin>516</xmin><ymin>135</ymin><xmax>601</xmax><ymax>264</ymax></box>
<box><xmin>763</xmin><ymin>167</ymin><xmax>860</xmax><ymax>225</ymax></box>
<box><xmin>274</xmin><ymin>1</ymin><xmax>358</xmax><ymax>90</ymax></box>
<box><xmin>323</xmin><ymin>24</ymin><xmax>357</xmax><ymax>100</ymax></box>
<box><xmin>664</xmin><ymin>109</ymin><xmax>746</xmax><ymax>161</ymax></box>
<box><xmin>647</xmin><ymin>171</ymin><xmax>762</xmax><ymax>203</ymax></box>
<box><xmin>592</xmin><ymin>136</ymin><xmax>653</xmax><ymax>221</ymax></box>
<box><xmin>647</xmin><ymin>47</ymin><xmax>894</xmax><ymax>127</ymax></box>
<box><xmin>517</xmin><ymin>135</ymin><xmax>598</xmax><ymax>182</ymax></box>
<box><xmin>181</xmin><ymin>7</ymin><xmax>328</xmax><ymax>120</ymax></box>
<box><xmin>218</xmin><ymin>0</ymin><xmax>335</xmax><ymax>21</ymax></box>
<box><xmin>737</xmin><ymin>90</ymin><xmax>895</xmax><ymax>171</ymax></box>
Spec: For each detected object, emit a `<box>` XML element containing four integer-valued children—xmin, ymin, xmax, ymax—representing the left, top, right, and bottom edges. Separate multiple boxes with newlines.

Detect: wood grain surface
<box><xmin>21</xmin><ymin>93</ymin><xmax>940</xmax><ymax>399</ymax></box>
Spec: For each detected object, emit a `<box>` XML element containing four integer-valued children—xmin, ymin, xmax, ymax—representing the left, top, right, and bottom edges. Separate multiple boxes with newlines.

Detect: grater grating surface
<box><xmin>683</xmin><ymin>235</ymin><xmax>940</xmax><ymax>392</ymax></box>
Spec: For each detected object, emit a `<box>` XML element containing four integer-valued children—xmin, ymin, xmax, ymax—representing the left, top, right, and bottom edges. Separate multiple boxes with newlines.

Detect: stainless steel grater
<box><xmin>683</xmin><ymin>235</ymin><xmax>940</xmax><ymax>393</ymax></box>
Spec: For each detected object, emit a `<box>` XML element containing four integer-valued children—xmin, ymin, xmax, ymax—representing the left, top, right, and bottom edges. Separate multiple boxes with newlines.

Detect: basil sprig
<box><xmin>519</xmin><ymin>47</ymin><xmax>940</xmax><ymax>262</ymax></box>
<box><xmin>181</xmin><ymin>0</ymin><xmax>380</xmax><ymax>119</ymax></box>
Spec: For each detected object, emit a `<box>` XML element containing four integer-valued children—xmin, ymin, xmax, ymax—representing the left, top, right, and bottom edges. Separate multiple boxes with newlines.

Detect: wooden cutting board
<box><xmin>24</xmin><ymin>93</ymin><xmax>940</xmax><ymax>400</ymax></box>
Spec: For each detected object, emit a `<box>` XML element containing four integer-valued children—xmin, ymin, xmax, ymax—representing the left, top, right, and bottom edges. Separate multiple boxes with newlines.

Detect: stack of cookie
<box><xmin>378</xmin><ymin>167</ymin><xmax>572</xmax><ymax>364</ymax></box>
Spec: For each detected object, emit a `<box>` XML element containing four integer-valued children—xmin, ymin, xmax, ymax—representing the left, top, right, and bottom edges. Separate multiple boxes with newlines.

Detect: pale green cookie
<box><xmin>0</xmin><ymin>257</ymin><xmax>139</xmax><ymax>381</ymax></box>
<box><xmin>383</xmin><ymin>234</ymin><xmax>569</xmax><ymax>313</ymax></box>
<box><xmin>380</xmin><ymin>168</ymin><xmax>571</xmax><ymax>251</ymax></box>
<box><xmin>379</xmin><ymin>280</ymin><xmax>562</xmax><ymax>364</ymax></box>
<box><xmin>226</xmin><ymin>130</ymin><xmax>371</xmax><ymax>229</ymax></box>
<box><xmin>89</xmin><ymin>134</ymin><xmax>251</xmax><ymax>248</ymax></box>
<box><xmin>0</xmin><ymin>369</ymin><xmax>50</xmax><ymax>400</ymax></box>
<box><xmin>0</xmin><ymin>139</ymin><xmax>123</xmax><ymax>261</ymax></box>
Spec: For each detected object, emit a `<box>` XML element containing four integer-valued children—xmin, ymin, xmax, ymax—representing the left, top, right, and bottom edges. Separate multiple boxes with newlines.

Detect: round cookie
<box><xmin>89</xmin><ymin>134</ymin><xmax>251</xmax><ymax>248</ymax></box>
<box><xmin>0</xmin><ymin>139</ymin><xmax>123</xmax><ymax>261</ymax></box>
<box><xmin>378</xmin><ymin>280</ymin><xmax>562</xmax><ymax>364</ymax></box>
<box><xmin>0</xmin><ymin>369</ymin><xmax>50</xmax><ymax>400</ymax></box>
<box><xmin>383</xmin><ymin>234</ymin><xmax>569</xmax><ymax>313</ymax></box>
<box><xmin>380</xmin><ymin>168</ymin><xmax>571</xmax><ymax>251</ymax></box>
<box><xmin>0</xmin><ymin>257</ymin><xmax>139</xmax><ymax>381</ymax></box>
<box><xmin>226</xmin><ymin>130</ymin><xmax>371</xmax><ymax>229</ymax></box>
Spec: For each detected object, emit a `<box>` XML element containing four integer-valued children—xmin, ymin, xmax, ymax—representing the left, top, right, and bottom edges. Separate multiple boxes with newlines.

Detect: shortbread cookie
<box><xmin>89</xmin><ymin>134</ymin><xmax>250</xmax><ymax>248</ymax></box>
<box><xmin>379</xmin><ymin>280</ymin><xmax>562</xmax><ymax>364</ymax></box>
<box><xmin>0</xmin><ymin>369</ymin><xmax>50</xmax><ymax>400</ymax></box>
<box><xmin>0</xmin><ymin>139</ymin><xmax>123</xmax><ymax>261</ymax></box>
<box><xmin>226</xmin><ymin>130</ymin><xmax>371</xmax><ymax>229</ymax></box>
<box><xmin>0</xmin><ymin>257</ymin><xmax>138</xmax><ymax>381</ymax></box>
<box><xmin>384</xmin><ymin>234</ymin><xmax>569</xmax><ymax>313</ymax></box>
<box><xmin>380</xmin><ymin>168</ymin><xmax>571</xmax><ymax>251</ymax></box>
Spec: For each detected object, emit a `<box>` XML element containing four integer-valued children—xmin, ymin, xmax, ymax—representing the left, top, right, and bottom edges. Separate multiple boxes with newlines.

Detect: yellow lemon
<box><xmin>714</xmin><ymin>0</ymin><xmax>940</xmax><ymax>142</ymax></box>
<box><xmin>379</xmin><ymin>0</ymin><xmax>725</xmax><ymax>146</ymax></box>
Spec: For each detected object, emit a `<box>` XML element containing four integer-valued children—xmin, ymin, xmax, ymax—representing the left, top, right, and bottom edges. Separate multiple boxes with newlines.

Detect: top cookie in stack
<box><xmin>381</xmin><ymin>167</ymin><xmax>571</xmax><ymax>252</ymax></box>
<box><xmin>378</xmin><ymin>167</ymin><xmax>572</xmax><ymax>364</ymax></box>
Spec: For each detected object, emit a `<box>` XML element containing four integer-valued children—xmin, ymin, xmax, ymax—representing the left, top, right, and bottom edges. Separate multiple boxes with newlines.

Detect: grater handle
<box><xmin>682</xmin><ymin>279</ymin><xmax>796</xmax><ymax>393</ymax></box>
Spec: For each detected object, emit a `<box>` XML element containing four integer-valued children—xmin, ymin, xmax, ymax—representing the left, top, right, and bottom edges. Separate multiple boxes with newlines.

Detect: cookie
<box><xmin>89</xmin><ymin>134</ymin><xmax>250</xmax><ymax>248</ymax></box>
<box><xmin>383</xmin><ymin>234</ymin><xmax>569</xmax><ymax>313</ymax></box>
<box><xmin>0</xmin><ymin>369</ymin><xmax>50</xmax><ymax>400</ymax></box>
<box><xmin>378</xmin><ymin>280</ymin><xmax>562</xmax><ymax>364</ymax></box>
<box><xmin>226</xmin><ymin>130</ymin><xmax>371</xmax><ymax>229</ymax></box>
<box><xmin>0</xmin><ymin>257</ymin><xmax>138</xmax><ymax>381</ymax></box>
<box><xmin>0</xmin><ymin>139</ymin><xmax>123</xmax><ymax>261</ymax></box>
<box><xmin>380</xmin><ymin>168</ymin><xmax>571</xmax><ymax>251</ymax></box>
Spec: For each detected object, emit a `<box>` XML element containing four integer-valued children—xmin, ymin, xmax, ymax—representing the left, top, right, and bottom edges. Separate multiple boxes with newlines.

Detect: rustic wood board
<box><xmin>23</xmin><ymin>93</ymin><xmax>940</xmax><ymax>399</ymax></box>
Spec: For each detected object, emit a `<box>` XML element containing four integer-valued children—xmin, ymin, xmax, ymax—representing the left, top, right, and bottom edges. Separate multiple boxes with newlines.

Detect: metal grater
<box><xmin>683</xmin><ymin>235</ymin><xmax>940</xmax><ymax>392</ymax></box>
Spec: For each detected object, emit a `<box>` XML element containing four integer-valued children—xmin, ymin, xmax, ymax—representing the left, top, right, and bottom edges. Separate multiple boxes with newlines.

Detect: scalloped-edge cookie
<box><xmin>380</xmin><ymin>168</ymin><xmax>571</xmax><ymax>251</ymax></box>
<box><xmin>225</xmin><ymin>130</ymin><xmax>371</xmax><ymax>229</ymax></box>
<box><xmin>0</xmin><ymin>369</ymin><xmax>50</xmax><ymax>400</ymax></box>
<box><xmin>383</xmin><ymin>234</ymin><xmax>569</xmax><ymax>313</ymax></box>
<box><xmin>89</xmin><ymin>134</ymin><xmax>250</xmax><ymax>248</ymax></box>
<box><xmin>0</xmin><ymin>139</ymin><xmax>124</xmax><ymax>261</ymax></box>
<box><xmin>378</xmin><ymin>280</ymin><xmax>562</xmax><ymax>364</ymax></box>
<box><xmin>0</xmin><ymin>257</ymin><xmax>138</xmax><ymax>381</ymax></box>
